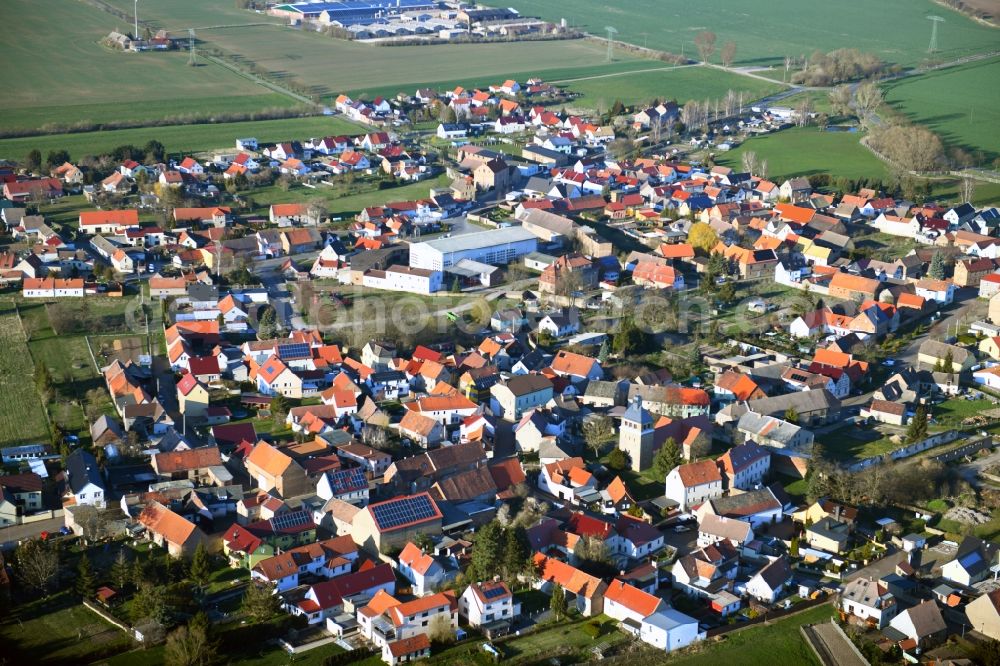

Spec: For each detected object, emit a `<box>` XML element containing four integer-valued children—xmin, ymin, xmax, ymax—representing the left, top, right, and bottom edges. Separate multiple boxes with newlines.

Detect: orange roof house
<box><xmin>138</xmin><ymin>501</ymin><xmax>205</xmax><ymax>557</ymax></box>
<box><xmin>532</xmin><ymin>553</ymin><xmax>607</xmax><ymax>616</ymax></box>
<box><xmin>715</xmin><ymin>370</ymin><xmax>766</xmax><ymax>401</ymax></box>
<box><xmin>604</xmin><ymin>578</ymin><xmax>664</xmax><ymax>618</ymax></box>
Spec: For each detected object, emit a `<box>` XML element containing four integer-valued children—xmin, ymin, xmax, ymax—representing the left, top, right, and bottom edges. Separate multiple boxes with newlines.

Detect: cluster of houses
<box><xmin>7</xmin><ymin>64</ymin><xmax>1000</xmax><ymax>663</ymax></box>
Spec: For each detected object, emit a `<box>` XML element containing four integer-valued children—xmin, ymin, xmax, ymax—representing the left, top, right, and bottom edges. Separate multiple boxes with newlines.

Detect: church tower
<box><xmin>619</xmin><ymin>396</ymin><xmax>655</xmax><ymax>471</ymax></box>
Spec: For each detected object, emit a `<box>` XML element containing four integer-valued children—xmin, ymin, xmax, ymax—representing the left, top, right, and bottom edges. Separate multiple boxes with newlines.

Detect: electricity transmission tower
<box><xmin>188</xmin><ymin>28</ymin><xmax>197</xmax><ymax>66</ymax></box>
<box><xmin>927</xmin><ymin>15</ymin><xmax>944</xmax><ymax>54</ymax></box>
<box><xmin>605</xmin><ymin>26</ymin><xmax>617</xmax><ymax>62</ymax></box>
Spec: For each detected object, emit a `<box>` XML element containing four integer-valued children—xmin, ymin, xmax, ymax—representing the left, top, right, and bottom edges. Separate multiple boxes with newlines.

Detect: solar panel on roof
<box><xmin>371</xmin><ymin>495</ymin><xmax>436</xmax><ymax>530</ymax></box>
<box><xmin>270</xmin><ymin>510</ymin><xmax>311</xmax><ymax>531</ymax></box>
<box><xmin>483</xmin><ymin>586</ymin><xmax>506</xmax><ymax>599</ymax></box>
<box><xmin>278</xmin><ymin>342</ymin><xmax>310</xmax><ymax>359</ymax></box>
<box><xmin>330</xmin><ymin>468</ymin><xmax>367</xmax><ymax>494</ymax></box>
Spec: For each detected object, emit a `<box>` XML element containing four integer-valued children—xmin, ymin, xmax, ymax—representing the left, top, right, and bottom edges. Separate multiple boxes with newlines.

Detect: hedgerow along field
<box><xmin>0</xmin><ymin>116</ymin><xmax>363</xmax><ymax>163</ymax></box>
<box><xmin>0</xmin><ymin>0</ymin><xmax>297</xmax><ymax>132</ymax></box>
<box><xmin>503</xmin><ymin>0</ymin><xmax>1000</xmax><ymax>67</ymax></box>
<box><xmin>0</xmin><ymin>302</ymin><xmax>52</xmax><ymax>446</ymax></box>
<box><xmin>883</xmin><ymin>57</ymin><xmax>1000</xmax><ymax>162</ymax></box>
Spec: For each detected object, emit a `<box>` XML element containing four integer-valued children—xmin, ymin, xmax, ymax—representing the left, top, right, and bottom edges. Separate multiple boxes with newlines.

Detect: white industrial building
<box><xmin>362</xmin><ymin>265</ymin><xmax>443</xmax><ymax>295</ymax></box>
<box><xmin>409</xmin><ymin>227</ymin><xmax>537</xmax><ymax>271</ymax></box>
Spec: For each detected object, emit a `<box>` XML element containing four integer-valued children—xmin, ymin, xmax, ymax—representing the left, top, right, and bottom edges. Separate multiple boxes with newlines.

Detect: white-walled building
<box><xmin>665</xmin><ymin>460</ymin><xmax>723</xmax><ymax>511</ymax></box>
<box><xmin>409</xmin><ymin>227</ymin><xmax>537</xmax><ymax>271</ymax></box>
<box><xmin>840</xmin><ymin>577</ymin><xmax>898</xmax><ymax>629</ymax></box>
<box><xmin>362</xmin><ymin>265</ymin><xmax>443</xmax><ymax>295</ymax></box>
<box><xmin>459</xmin><ymin>581</ymin><xmax>519</xmax><ymax>630</ymax></box>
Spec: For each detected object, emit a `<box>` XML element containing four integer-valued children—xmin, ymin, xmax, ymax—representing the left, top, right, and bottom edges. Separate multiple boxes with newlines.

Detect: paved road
<box><xmin>957</xmin><ymin>447</ymin><xmax>1000</xmax><ymax>485</ymax></box>
<box><xmin>0</xmin><ymin>516</ymin><xmax>65</xmax><ymax>549</ymax></box>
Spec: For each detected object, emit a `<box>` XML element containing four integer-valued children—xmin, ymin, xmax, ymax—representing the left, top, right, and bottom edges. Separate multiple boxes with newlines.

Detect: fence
<box><xmin>930</xmin><ymin>434</ymin><xmax>994</xmax><ymax>463</ymax></box>
<box><xmin>20</xmin><ymin>509</ymin><xmax>64</xmax><ymax>524</ymax></box>
<box><xmin>846</xmin><ymin>430</ymin><xmax>963</xmax><ymax>472</ymax></box>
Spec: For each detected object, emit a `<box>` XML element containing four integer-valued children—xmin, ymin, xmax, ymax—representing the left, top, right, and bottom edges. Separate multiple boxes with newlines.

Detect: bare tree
<box><xmin>795</xmin><ymin>96</ymin><xmax>814</xmax><ymax>127</ymax></box>
<box><xmin>361</xmin><ymin>425</ymin><xmax>389</xmax><ymax>450</ymax></box>
<box><xmin>720</xmin><ymin>41</ymin><xmax>736</xmax><ymax>68</ymax></box>
<box><xmin>723</xmin><ymin>89</ymin><xmax>737</xmax><ymax>117</ymax></box>
<box><xmin>164</xmin><ymin>623</ymin><xmax>216</xmax><ymax>666</ymax></box>
<box><xmin>681</xmin><ymin>101</ymin><xmax>699</xmax><ymax>129</ymax></box>
<box><xmin>783</xmin><ymin>56</ymin><xmax>792</xmax><ymax>82</ymax></box>
<box><xmin>759</xmin><ymin>159</ymin><xmax>769</xmax><ymax>180</ymax></box>
<box><xmin>828</xmin><ymin>84</ymin><xmax>853</xmax><ymax>117</ymax></box>
<box><xmin>961</xmin><ymin>177</ymin><xmax>976</xmax><ymax>204</ymax></box>
<box><xmin>583</xmin><ymin>415</ymin><xmax>615</xmax><ymax>458</ymax></box>
<box><xmin>741</xmin><ymin>150</ymin><xmax>759</xmax><ymax>176</ymax></box>
<box><xmin>694</xmin><ymin>31</ymin><xmax>717</xmax><ymax>63</ymax></box>
<box><xmin>854</xmin><ymin>82</ymin><xmax>884</xmax><ymax>130</ymax></box>
<box><xmin>14</xmin><ymin>539</ymin><xmax>60</xmax><ymax>595</ymax></box>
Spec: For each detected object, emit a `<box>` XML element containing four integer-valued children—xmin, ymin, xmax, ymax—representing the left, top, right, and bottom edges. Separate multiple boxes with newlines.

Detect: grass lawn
<box><xmin>717</xmin><ymin>127</ymin><xmax>889</xmax><ymax>182</ymax></box>
<box><xmin>0</xmin><ymin>300</ymin><xmax>52</xmax><ymax>445</ymax></box>
<box><xmin>248</xmin><ymin>172</ymin><xmax>452</xmax><ymax>219</ymax></box>
<box><xmin>503</xmin><ymin>0</ymin><xmax>998</xmax><ymax>67</ymax></box>
<box><xmin>0</xmin><ymin>0</ymin><xmax>285</xmax><ymax>130</ymax></box>
<box><xmin>562</xmin><ymin>64</ymin><xmax>782</xmax><ymax>110</ymax></box>
<box><xmin>883</xmin><ymin>57</ymin><xmax>1000</xmax><ymax>162</ymax></box>
<box><xmin>668</xmin><ymin>603</ymin><xmax>834</xmax><ymax>665</ymax></box>
<box><xmin>781</xmin><ymin>476</ymin><xmax>809</xmax><ymax>503</ymax></box>
<box><xmin>932</xmin><ymin>397</ymin><xmax>998</xmax><ymax>429</ymax></box>
<box><xmin>816</xmin><ymin>426</ymin><xmax>899</xmax><ymax>462</ymax></box>
<box><xmin>0</xmin><ymin>116</ymin><xmax>364</xmax><ymax>163</ymax></box>
<box><xmin>1</xmin><ymin>592</ymin><xmax>134</xmax><ymax>664</ymax></box>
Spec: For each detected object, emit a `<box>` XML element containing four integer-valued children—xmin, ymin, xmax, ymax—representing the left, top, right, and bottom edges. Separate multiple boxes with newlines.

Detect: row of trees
<box><xmin>692</xmin><ymin>31</ymin><xmax>737</xmax><ymax>68</ymax></box>
<box><xmin>790</xmin><ymin>48</ymin><xmax>889</xmax><ymax>87</ymax></box>
<box><xmin>806</xmin><ymin>445</ymin><xmax>977</xmax><ymax>509</ymax></box>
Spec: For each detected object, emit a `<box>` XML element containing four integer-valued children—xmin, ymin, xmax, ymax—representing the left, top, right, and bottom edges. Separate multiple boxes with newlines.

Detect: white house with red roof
<box><xmin>361</xmin><ymin>590</ymin><xmax>457</xmax><ymax>650</ymax></box>
<box><xmin>538</xmin><ymin>457</ymin><xmax>597</xmax><ymax>504</ymax></box>
<box><xmin>665</xmin><ymin>460</ymin><xmax>723</xmax><ymax>511</ymax></box>
<box><xmin>398</xmin><ymin>541</ymin><xmax>452</xmax><ymax>596</ymax></box>
<box><xmin>250</xmin><ymin>535</ymin><xmax>358</xmax><ymax>592</ymax></box>
<box><xmin>255</xmin><ymin>356</ymin><xmax>303</xmax><ymax>398</ymax></box>
<box><xmin>283</xmin><ymin>563</ymin><xmax>395</xmax><ymax>624</ymax></box>
<box><xmin>615</xmin><ymin>515</ymin><xmax>665</xmax><ymax>559</ymax></box>
<box><xmin>459</xmin><ymin>581</ymin><xmax>519</xmax><ymax>631</ymax></box>
<box><xmin>176</xmin><ymin>156</ymin><xmax>204</xmax><ymax>175</ymax></box>
<box><xmin>604</xmin><ymin>578</ymin><xmax>665</xmax><ymax>625</ymax></box>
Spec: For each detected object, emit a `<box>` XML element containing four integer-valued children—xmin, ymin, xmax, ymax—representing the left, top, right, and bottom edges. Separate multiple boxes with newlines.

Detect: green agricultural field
<box><xmin>191</xmin><ymin>23</ymin><xmax>652</xmax><ymax>100</ymax></box>
<box><xmin>0</xmin><ymin>116</ymin><xmax>363</xmax><ymax>162</ymax></box>
<box><xmin>718</xmin><ymin>127</ymin><xmax>890</xmax><ymax>182</ymax></box>
<box><xmin>884</xmin><ymin>57</ymin><xmax>1000</xmax><ymax>161</ymax></box>
<box><xmin>0</xmin><ymin>0</ymin><xmax>288</xmax><ymax>130</ymax></box>
<box><xmin>504</xmin><ymin>0</ymin><xmax>1000</xmax><ymax>67</ymax></box>
<box><xmin>562</xmin><ymin>64</ymin><xmax>782</xmax><ymax>110</ymax></box>
<box><xmin>0</xmin><ymin>301</ymin><xmax>51</xmax><ymax>446</ymax></box>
